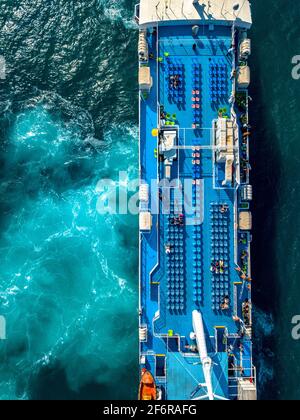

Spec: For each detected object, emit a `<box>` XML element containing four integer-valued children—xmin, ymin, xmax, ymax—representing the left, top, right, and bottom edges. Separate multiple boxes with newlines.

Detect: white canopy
<box><xmin>161</xmin><ymin>130</ymin><xmax>176</xmax><ymax>152</ymax></box>
<box><xmin>139</xmin><ymin>184</ymin><xmax>149</xmax><ymax>202</ymax></box>
<box><xmin>140</xmin><ymin>212</ymin><xmax>152</xmax><ymax>231</ymax></box>
<box><xmin>139</xmin><ymin>0</ymin><xmax>252</xmax><ymax>29</ymax></box>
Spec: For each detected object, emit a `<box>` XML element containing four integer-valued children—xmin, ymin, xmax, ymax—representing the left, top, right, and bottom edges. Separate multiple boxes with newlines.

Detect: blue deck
<box><xmin>139</xmin><ymin>25</ymin><xmax>253</xmax><ymax>400</ymax></box>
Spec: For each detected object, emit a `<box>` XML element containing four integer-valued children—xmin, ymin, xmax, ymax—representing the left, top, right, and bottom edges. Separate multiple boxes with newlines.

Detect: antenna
<box><xmin>191</xmin><ymin>310</ymin><xmax>228</xmax><ymax>401</ymax></box>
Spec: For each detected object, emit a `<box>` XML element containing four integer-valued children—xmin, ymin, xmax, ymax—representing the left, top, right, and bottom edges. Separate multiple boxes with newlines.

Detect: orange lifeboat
<box><xmin>139</xmin><ymin>369</ymin><xmax>157</xmax><ymax>400</ymax></box>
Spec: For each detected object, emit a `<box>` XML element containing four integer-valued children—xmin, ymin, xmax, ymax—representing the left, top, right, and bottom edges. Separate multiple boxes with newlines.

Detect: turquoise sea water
<box><xmin>0</xmin><ymin>0</ymin><xmax>300</xmax><ymax>400</ymax></box>
<box><xmin>0</xmin><ymin>1</ymin><xmax>139</xmax><ymax>400</ymax></box>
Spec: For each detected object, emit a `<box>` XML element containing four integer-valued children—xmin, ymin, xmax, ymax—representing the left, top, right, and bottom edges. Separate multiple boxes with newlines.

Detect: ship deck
<box><xmin>139</xmin><ymin>25</ymin><xmax>253</xmax><ymax>400</ymax></box>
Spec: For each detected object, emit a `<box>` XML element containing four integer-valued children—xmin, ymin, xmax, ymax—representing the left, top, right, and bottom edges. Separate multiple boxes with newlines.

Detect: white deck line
<box><xmin>139</xmin><ymin>0</ymin><xmax>252</xmax><ymax>29</ymax></box>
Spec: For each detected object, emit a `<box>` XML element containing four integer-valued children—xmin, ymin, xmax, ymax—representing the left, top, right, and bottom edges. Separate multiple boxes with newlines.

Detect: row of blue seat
<box><xmin>210</xmin><ymin>80</ymin><xmax>227</xmax><ymax>87</ymax></box>
<box><xmin>193</xmin><ymin>288</ymin><xmax>203</xmax><ymax>304</ymax></box>
<box><xmin>168</xmin><ymin>62</ymin><xmax>184</xmax><ymax>69</ymax></box>
<box><xmin>211</xmin><ymin>241</ymin><xmax>229</xmax><ymax>247</ymax></box>
<box><xmin>192</xmin><ymin>163</ymin><xmax>201</xmax><ymax>180</ymax></box>
<box><xmin>167</xmin><ymin>90</ymin><xmax>185</xmax><ymax>103</ymax></box>
<box><xmin>212</xmin><ymin>232</ymin><xmax>229</xmax><ymax>238</ymax></box>
<box><xmin>167</xmin><ymin>278</ymin><xmax>184</xmax><ymax>285</ymax></box>
<box><xmin>193</xmin><ymin>279</ymin><xmax>202</xmax><ymax>285</ymax></box>
<box><xmin>192</xmin><ymin>251</ymin><xmax>202</xmax><ymax>259</ymax></box>
<box><xmin>168</xmin><ymin>288</ymin><xmax>184</xmax><ymax>294</ymax></box>
<box><xmin>193</xmin><ymin>234</ymin><xmax>202</xmax><ymax>243</ymax></box>
<box><xmin>211</xmin><ymin>234</ymin><xmax>229</xmax><ymax>241</ymax></box>
<box><xmin>209</xmin><ymin>86</ymin><xmax>228</xmax><ymax>94</ymax></box>
<box><xmin>209</xmin><ymin>61</ymin><xmax>227</xmax><ymax>70</ymax></box>
<box><xmin>211</xmin><ymin>246</ymin><xmax>229</xmax><ymax>254</ymax></box>
<box><xmin>211</xmin><ymin>242</ymin><xmax>229</xmax><ymax>247</ymax></box>
<box><xmin>211</xmin><ymin>243</ymin><xmax>229</xmax><ymax>251</ymax></box>
<box><xmin>168</xmin><ymin>297</ymin><xmax>185</xmax><ymax>304</ymax></box>
<box><xmin>193</xmin><ymin>289</ymin><xmax>203</xmax><ymax>296</ymax></box>
<box><xmin>210</xmin><ymin>84</ymin><xmax>227</xmax><ymax>95</ymax></box>
<box><xmin>210</xmin><ymin>206</ymin><xmax>229</xmax><ymax>213</ymax></box>
<box><xmin>193</xmin><ymin>109</ymin><xmax>202</xmax><ymax>125</ymax></box>
<box><xmin>168</xmin><ymin>266</ymin><xmax>184</xmax><ymax>273</ymax></box>
<box><xmin>211</xmin><ymin>203</ymin><xmax>231</xmax><ymax>309</ymax></box>
<box><xmin>193</xmin><ymin>263</ymin><xmax>202</xmax><ymax>270</ymax></box>
<box><xmin>212</xmin><ymin>295</ymin><xmax>229</xmax><ymax>301</ymax></box>
<box><xmin>209</xmin><ymin>71</ymin><xmax>227</xmax><ymax>80</ymax></box>
<box><xmin>168</xmin><ymin>286</ymin><xmax>185</xmax><ymax>293</ymax></box>
<box><xmin>167</xmin><ymin>223</ymin><xmax>184</xmax><ymax>232</ymax></box>
<box><xmin>168</xmin><ymin>68</ymin><xmax>184</xmax><ymax>75</ymax></box>
<box><xmin>192</xmin><ymin>231</ymin><xmax>202</xmax><ymax>237</ymax></box>
<box><xmin>167</xmin><ymin>228</ymin><xmax>184</xmax><ymax>236</ymax></box>
<box><xmin>212</xmin><ymin>225</ymin><xmax>228</xmax><ymax>231</ymax></box>
<box><xmin>192</xmin><ymin>69</ymin><xmax>202</xmax><ymax>76</ymax></box>
<box><xmin>192</xmin><ymin>114</ymin><xmax>202</xmax><ymax>124</ymax></box>
<box><xmin>212</xmin><ymin>288</ymin><xmax>230</xmax><ymax>297</ymax></box>
<box><xmin>168</xmin><ymin>254</ymin><xmax>184</xmax><ymax>262</ymax></box>
<box><xmin>211</xmin><ymin>249</ymin><xmax>229</xmax><ymax>255</ymax></box>
<box><xmin>192</xmin><ymin>64</ymin><xmax>202</xmax><ymax>125</ymax></box>
<box><xmin>211</xmin><ymin>212</ymin><xmax>228</xmax><ymax>219</ymax></box>
<box><xmin>211</xmin><ymin>215</ymin><xmax>228</xmax><ymax>223</ymax></box>
<box><xmin>212</xmin><ymin>232</ymin><xmax>228</xmax><ymax>238</ymax></box>
<box><xmin>212</xmin><ymin>278</ymin><xmax>230</xmax><ymax>285</ymax></box>
<box><xmin>193</xmin><ymin>64</ymin><xmax>202</xmax><ymax>91</ymax></box>
<box><xmin>166</xmin><ymin>204</ymin><xmax>185</xmax><ymax>311</ymax></box>
<box><xmin>209</xmin><ymin>63</ymin><xmax>228</xmax><ymax>102</ymax></box>
<box><xmin>192</xmin><ymin>173</ymin><xmax>201</xmax><ymax>181</ymax></box>
<box><xmin>166</xmin><ymin>61</ymin><xmax>185</xmax><ymax>106</ymax></box>
<box><xmin>167</xmin><ymin>304</ymin><xmax>185</xmax><ymax>311</ymax></box>
<box><xmin>193</xmin><ymin>189</ymin><xmax>203</xmax><ymax>305</ymax></box>
<box><xmin>167</xmin><ymin>236</ymin><xmax>184</xmax><ymax>243</ymax></box>
<box><xmin>167</xmin><ymin>261</ymin><xmax>184</xmax><ymax>275</ymax></box>
<box><xmin>167</xmin><ymin>82</ymin><xmax>185</xmax><ymax>91</ymax></box>
<box><xmin>210</xmin><ymin>96</ymin><xmax>226</xmax><ymax>103</ymax></box>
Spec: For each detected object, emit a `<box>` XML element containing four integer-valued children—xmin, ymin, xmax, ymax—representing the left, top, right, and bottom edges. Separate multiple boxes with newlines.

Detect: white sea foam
<box><xmin>97</xmin><ymin>0</ymin><xmax>138</xmax><ymax>29</ymax></box>
<box><xmin>0</xmin><ymin>106</ymin><xmax>138</xmax><ymax>399</ymax></box>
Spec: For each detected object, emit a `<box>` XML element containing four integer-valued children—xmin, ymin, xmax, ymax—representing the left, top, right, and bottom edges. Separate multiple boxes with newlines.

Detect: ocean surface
<box><xmin>0</xmin><ymin>0</ymin><xmax>299</xmax><ymax>400</ymax></box>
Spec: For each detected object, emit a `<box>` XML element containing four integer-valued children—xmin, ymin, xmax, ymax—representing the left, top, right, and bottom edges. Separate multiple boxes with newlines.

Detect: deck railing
<box><xmin>134</xmin><ymin>4</ymin><xmax>140</xmax><ymax>23</ymax></box>
<box><xmin>228</xmin><ymin>364</ymin><xmax>256</xmax><ymax>399</ymax></box>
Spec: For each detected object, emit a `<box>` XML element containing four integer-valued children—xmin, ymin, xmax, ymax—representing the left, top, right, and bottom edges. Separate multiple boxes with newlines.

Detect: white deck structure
<box><xmin>138</xmin><ymin>0</ymin><xmax>252</xmax><ymax>29</ymax></box>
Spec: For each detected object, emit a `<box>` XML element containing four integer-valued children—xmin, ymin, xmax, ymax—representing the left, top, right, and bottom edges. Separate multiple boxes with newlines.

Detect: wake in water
<box><xmin>0</xmin><ymin>0</ymin><xmax>139</xmax><ymax>399</ymax></box>
<box><xmin>97</xmin><ymin>0</ymin><xmax>138</xmax><ymax>29</ymax></box>
<box><xmin>252</xmin><ymin>307</ymin><xmax>275</xmax><ymax>398</ymax></box>
<box><xmin>0</xmin><ymin>99</ymin><xmax>138</xmax><ymax>400</ymax></box>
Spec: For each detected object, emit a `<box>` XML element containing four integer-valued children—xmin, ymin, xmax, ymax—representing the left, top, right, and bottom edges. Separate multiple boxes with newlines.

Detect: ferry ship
<box><xmin>136</xmin><ymin>0</ymin><xmax>256</xmax><ymax>401</ymax></box>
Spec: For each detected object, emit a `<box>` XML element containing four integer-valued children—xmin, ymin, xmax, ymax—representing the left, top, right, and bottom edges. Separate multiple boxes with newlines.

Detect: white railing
<box><xmin>134</xmin><ymin>4</ymin><xmax>140</xmax><ymax>23</ymax></box>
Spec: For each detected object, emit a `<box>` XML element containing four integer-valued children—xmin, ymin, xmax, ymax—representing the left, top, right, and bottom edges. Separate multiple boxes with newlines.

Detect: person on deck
<box><xmin>220</xmin><ymin>204</ymin><xmax>229</xmax><ymax>214</ymax></box>
<box><xmin>165</xmin><ymin>244</ymin><xmax>172</xmax><ymax>254</ymax></box>
<box><xmin>221</xmin><ymin>296</ymin><xmax>230</xmax><ymax>311</ymax></box>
